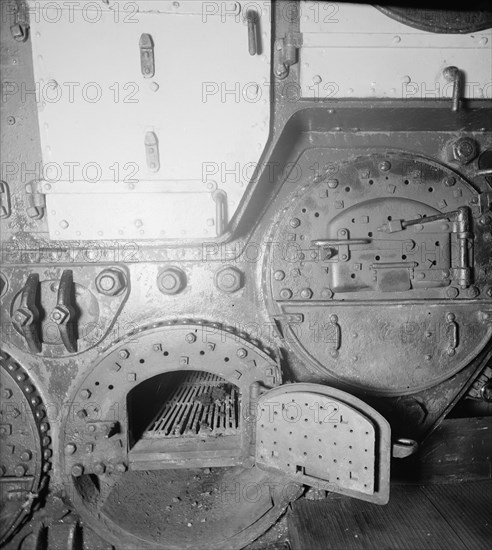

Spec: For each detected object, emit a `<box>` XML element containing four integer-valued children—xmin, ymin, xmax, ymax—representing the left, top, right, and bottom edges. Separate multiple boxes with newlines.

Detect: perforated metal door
<box><xmin>255</xmin><ymin>383</ymin><xmax>391</xmax><ymax>504</ymax></box>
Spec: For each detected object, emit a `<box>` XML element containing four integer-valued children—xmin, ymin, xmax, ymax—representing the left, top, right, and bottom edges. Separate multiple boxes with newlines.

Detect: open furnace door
<box><xmin>255</xmin><ymin>383</ymin><xmax>391</xmax><ymax>504</ymax></box>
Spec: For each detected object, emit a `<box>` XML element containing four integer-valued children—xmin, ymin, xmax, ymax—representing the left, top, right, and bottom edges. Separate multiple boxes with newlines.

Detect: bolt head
<box><xmin>466</xmin><ymin>286</ymin><xmax>480</xmax><ymax>299</ymax></box>
<box><xmin>118</xmin><ymin>349</ymin><xmax>130</xmax><ymax>360</ymax></box>
<box><xmin>237</xmin><ymin>348</ymin><xmax>248</xmax><ymax>359</ymax></box>
<box><xmin>80</xmin><ymin>389</ymin><xmax>91</xmax><ymax>399</ymax></box>
<box><xmin>446</xmin><ymin>287</ymin><xmax>459</xmax><ymax>299</ymax></box>
<box><xmin>20</xmin><ymin>450</ymin><xmax>32</xmax><ymax>461</ymax></box>
<box><xmin>215</xmin><ymin>267</ymin><xmax>243</xmax><ymax>293</ymax></box>
<box><xmin>71</xmin><ymin>464</ymin><xmax>84</xmax><ymax>477</ymax></box>
<box><xmin>14</xmin><ymin>464</ymin><xmax>26</xmax><ymax>477</ymax></box>
<box><xmin>290</xmin><ymin>218</ymin><xmax>301</xmax><ymax>228</ymax></box>
<box><xmin>327</xmin><ymin>179</ymin><xmax>339</xmax><ymax>189</ymax></box>
<box><xmin>321</xmin><ymin>288</ymin><xmax>334</xmax><ymax>299</ymax></box>
<box><xmin>157</xmin><ymin>267</ymin><xmax>186</xmax><ymax>295</ymax></box>
<box><xmin>185</xmin><ymin>333</ymin><xmax>197</xmax><ymax>344</ymax></box>
<box><xmin>95</xmin><ymin>268</ymin><xmax>126</xmax><ymax>296</ymax></box>
<box><xmin>50</xmin><ymin>305</ymin><xmax>69</xmax><ymax>325</ymax></box>
<box><xmin>279</xmin><ymin>288</ymin><xmax>293</xmax><ymax>300</ymax></box>
<box><xmin>13</xmin><ymin>309</ymin><xmax>32</xmax><ymax>327</ymax></box>
<box><xmin>93</xmin><ymin>463</ymin><xmax>106</xmax><ymax>475</ymax></box>
<box><xmin>379</xmin><ymin>161</ymin><xmax>391</xmax><ymax>171</ymax></box>
<box><xmin>444</xmin><ymin>176</ymin><xmax>456</xmax><ymax>187</ymax></box>
<box><xmin>65</xmin><ymin>443</ymin><xmax>77</xmax><ymax>455</ymax></box>
<box><xmin>452</xmin><ymin>137</ymin><xmax>479</xmax><ymax>165</ymax></box>
<box><xmin>300</xmin><ymin>288</ymin><xmax>313</xmax><ymax>299</ymax></box>
<box><xmin>116</xmin><ymin>463</ymin><xmax>127</xmax><ymax>473</ymax></box>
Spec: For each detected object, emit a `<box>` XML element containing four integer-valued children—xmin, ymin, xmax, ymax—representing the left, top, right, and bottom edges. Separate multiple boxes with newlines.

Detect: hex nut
<box><xmin>95</xmin><ymin>268</ymin><xmax>126</xmax><ymax>296</ymax></box>
<box><xmin>94</xmin><ymin>463</ymin><xmax>106</xmax><ymax>475</ymax></box>
<box><xmin>71</xmin><ymin>464</ymin><xmax>84</xmax><ymax>477</ymax></box>
<box><xmin>451</xmin><ymin>137</ymin><xmax>479</xmax><ymax>165</ymax></box>
<box><xmin>157</xmin><ymin>267</ymin><xmax>186</xmax><ymax>295</ymax></box>
<box><xmin>215</xmin><ymin>267</ymin><xmax>243</xmax><ymax>293</ymax></box>
<box><xmin>300</xmin><ymin>288</ymin><xmax>313</xmax><ymax>299</ymax></box>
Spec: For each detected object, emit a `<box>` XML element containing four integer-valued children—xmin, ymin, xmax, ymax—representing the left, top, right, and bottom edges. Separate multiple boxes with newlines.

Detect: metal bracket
<box><xmin>144</xmin><ymin>131</ymin><xmax>160</xmax><ymax>172</ymax></box>
<box><xmin>311</xmin><ymin>228</ymin><xmax>371</xmax><ymax>262</ymax></box>
<box><xmin>25</xmin><ymin>181</ymin><xmax>46</xmax><ymax>220</ymax></box>
<box><xmin>445</xmin><ymin>313</ymin><xmax>459</xmax><ymax>356</ymax></box>
<box><xmin>274</xmin><ymin>30</ymin><xmax>303</xmax><ymax>79</ymax></box>
<box><xmin>378</xmin><ymin>207</ymin><xmax>473</xmax><ymax>288</ymax></box>
<box><xmin>139</xmin><ymin>33</ymin><xmax>155</xmax><ymax>78</ymax></box>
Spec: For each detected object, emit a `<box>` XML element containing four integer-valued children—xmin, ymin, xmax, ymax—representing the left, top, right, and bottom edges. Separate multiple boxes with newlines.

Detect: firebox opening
<box><xmin>127</xmin><ymin>370</ymin><xmax>242</xmax><ymax>469</ymax></box>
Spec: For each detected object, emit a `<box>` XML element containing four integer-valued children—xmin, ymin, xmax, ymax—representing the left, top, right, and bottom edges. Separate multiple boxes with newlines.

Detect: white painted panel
<box><xmin>299</xmin><ymin>2</ymin><xmax>492</xmax><ymax>99</ymax></box>
<box><xmin>29</xmin><ymin>0</ymin><xmax>272</xmax><ymax>239</ymax></box>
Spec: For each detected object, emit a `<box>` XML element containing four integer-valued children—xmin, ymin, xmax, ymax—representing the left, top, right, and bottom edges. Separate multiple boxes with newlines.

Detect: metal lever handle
<box><xmin>12</xmin><ymin>274</ymin><xmax>41</xmax><ymax>353</ymax></box>
<box><xmin>50</xmin><ymin>270</ymin><xmax>78</xmax><ymax>353</ymax></box>
<box><xmin>246</xmin><ymin>11</ymin><xmax>258</xmax><ymax>55</ymax></box>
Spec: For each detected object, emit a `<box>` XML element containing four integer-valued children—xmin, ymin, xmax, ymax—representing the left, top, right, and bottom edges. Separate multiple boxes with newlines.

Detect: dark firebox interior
<box><xmin>127</xmin><ymin>371</ymin><xmax>240</xmax><ymax>451</ymax></box>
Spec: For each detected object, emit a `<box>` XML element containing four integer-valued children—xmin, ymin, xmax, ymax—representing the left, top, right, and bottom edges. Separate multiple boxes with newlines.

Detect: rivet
<box><xmin>64</xmin><ymin>443</ymin><xmax>77</xmax><ymax>455</ymax></box>
<box><xmin>80</xmin><ymin>389</ymin><xmax>91</xmax><ymax>399</ymax></box>
<box><xmin>2</xmin><ymin>389</ymin><xmax>12</xmax><ymax>399</ymax></box>
<box><xmin>14</xmin><ymin>464</ymin><xmax>26</xmax><ymax>476</ymax></box>
<box><xmin>274</xmin><ymin>270</ymin><xmax>285</xmax><ymax>281</ymax></box>
<box><xmin>20</xmin><ymin>451</ymin><xmax>32</xmax><ymax>461</ymax></box>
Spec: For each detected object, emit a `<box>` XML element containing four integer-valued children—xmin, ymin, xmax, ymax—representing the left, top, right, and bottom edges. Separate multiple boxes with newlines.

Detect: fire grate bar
<box><xmin>143</xmin><ymin>371</ymin><xmax>239</xmax><ymax>438</ymax></box>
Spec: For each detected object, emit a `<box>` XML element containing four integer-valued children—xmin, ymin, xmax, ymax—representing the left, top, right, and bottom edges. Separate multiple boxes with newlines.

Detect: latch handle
<box><xmin>246</xmin><ymin>11</ymin><xmax>258</xmax><ymax>55</ymax></box>
<box><xmin>12</xmin><ymin>274</ymin><xmax>41</xmax><ymax>353</ymax></box>
<box><xmin>50</xmin><ymin>270</ymin><xmax>78</xmax><ymax>353</ymax></box>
